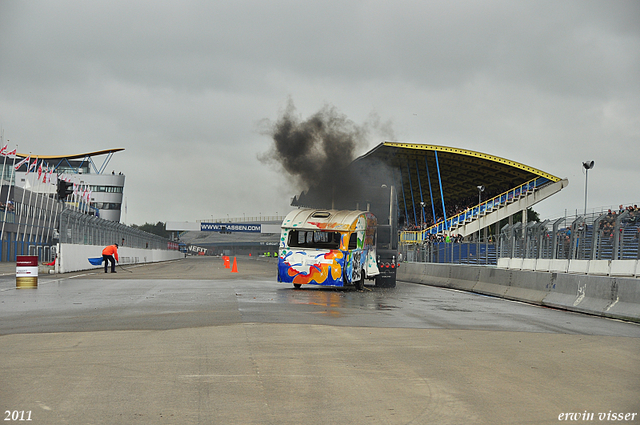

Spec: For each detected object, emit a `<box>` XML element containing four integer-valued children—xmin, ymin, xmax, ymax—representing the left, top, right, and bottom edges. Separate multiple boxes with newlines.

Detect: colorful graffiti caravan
<box><xmin>278</xmin><ymin>209</ymin><xmax>380</xmax><ymax>289</ymax></box>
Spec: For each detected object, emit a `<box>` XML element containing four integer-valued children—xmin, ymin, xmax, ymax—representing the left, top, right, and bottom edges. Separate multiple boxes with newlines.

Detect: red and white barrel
<box><xmin>16</xmin><ymin>255</ymin><xmax>38</xmax><ymax>288</ymax></box>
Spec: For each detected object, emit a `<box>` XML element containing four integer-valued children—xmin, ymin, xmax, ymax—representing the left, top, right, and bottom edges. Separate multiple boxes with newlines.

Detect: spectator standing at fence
<box><xmin>102</xmin><ymin>243</ymin><xmax>119</xmax><ymax>273</ymax></box>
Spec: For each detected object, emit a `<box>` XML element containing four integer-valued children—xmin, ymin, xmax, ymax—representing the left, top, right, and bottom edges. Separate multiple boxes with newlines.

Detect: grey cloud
<box><xmin>0</xmin><ymin>0</ymin><xmax>637</xmax><ymax>224</ymax></box>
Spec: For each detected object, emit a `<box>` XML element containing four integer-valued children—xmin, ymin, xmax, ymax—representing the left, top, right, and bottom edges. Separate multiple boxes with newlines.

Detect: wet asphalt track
<box><xmin>1</xmin><ymin>256</ymin><xmax>639</xmax><ymax>424</ymax></box>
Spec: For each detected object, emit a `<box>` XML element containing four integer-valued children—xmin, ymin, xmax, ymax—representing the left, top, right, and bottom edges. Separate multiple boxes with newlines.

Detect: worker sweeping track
<box><xmin>102</xmin><ymin>243</ymin><xmax>119</xmax><ymax>273</ymax></box>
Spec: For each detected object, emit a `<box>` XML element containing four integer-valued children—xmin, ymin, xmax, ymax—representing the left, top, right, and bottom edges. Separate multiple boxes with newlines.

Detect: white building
<box><xmin>13</xmin><ymin>149</ymin><xmax>126</xmax><ymax>222</ymax></box>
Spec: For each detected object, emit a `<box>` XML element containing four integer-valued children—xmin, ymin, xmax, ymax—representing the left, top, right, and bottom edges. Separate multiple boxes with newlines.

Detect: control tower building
<box><xmin>13</xmin><ymin>148</ymin><xmax>126</xmax><ymax>222</ymax></box>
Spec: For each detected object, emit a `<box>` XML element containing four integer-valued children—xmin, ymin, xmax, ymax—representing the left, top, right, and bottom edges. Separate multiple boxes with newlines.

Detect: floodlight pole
<box><xmin>583</xmin><ymin>161</ymin><xmax>594</xmax><ymax>216</ymax></box>
<box><xmin>477</xmin><ymin>185</ymin><xmax>484</xmax><ymax>206</ymax></box>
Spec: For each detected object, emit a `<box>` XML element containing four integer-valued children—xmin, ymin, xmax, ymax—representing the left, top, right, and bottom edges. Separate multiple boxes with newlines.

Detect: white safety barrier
<box><xmin>56</xmin><ymin>243</ymin><xmax>185</xmax><ymax>273</ymax></box>
<box><xmin>400</xmin><ymin>262</ymin><xmax>640</xmax><ymax>322</ymax></box>
<box><xmin>496</xmin><ymin>258</ymin><xmax>639</xmax><ymax>278</ymax></box>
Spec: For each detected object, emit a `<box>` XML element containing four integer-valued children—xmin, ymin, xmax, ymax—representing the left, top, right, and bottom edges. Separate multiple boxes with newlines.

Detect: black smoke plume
<box><xmin>260</xmin><ymin>101</ymin><xmax>368</xmax><ymax>209</ymax></box>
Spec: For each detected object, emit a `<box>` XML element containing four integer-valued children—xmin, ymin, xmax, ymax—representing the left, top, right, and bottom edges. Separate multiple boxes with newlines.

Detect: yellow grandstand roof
<box><xmin>353</xmin><ymin>142</ymin><xmax>561</xmax><ymax>221</ymax></box>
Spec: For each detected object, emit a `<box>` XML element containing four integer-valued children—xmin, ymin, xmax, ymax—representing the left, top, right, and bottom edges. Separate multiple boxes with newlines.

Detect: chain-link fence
<box><xmin>401</xmin><ymin>239</ymin><xmax>497</xmax><ymax>265</ymax></box>
<box><xmin>499</xmin><ymin>210</ymin><xmax>639</xmax><ymax>261</ymax></box>
<box><xmin>400</xmin><ymin>210</ymin><xmax>640</xmax><ymax>264</ymax></box>
<box><xmin>59</xmin><ymin>208</ymin><xmax>172</xmax><ymax>250</ymax></box>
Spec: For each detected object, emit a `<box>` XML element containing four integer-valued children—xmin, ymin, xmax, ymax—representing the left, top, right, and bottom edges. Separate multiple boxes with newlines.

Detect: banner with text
<box><xmin>201</xmin><ymin>223</ymin><xmax>262</xmax><ymax>233</ymax></box>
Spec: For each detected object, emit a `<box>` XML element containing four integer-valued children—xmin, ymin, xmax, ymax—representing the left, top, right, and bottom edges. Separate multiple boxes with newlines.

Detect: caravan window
<box><xmin>288</xmin><ymin>230</ymin><xmax>341</xmax><ymax>249</ymax></box>
<box><xmin>348</xmin><ymin>233</ymin><xmax>358</xmax><ymax>250</ymax></box>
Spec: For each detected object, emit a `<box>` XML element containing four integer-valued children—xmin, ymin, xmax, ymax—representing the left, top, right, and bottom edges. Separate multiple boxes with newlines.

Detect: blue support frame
<box><xmin>415</xmin><ymin>160</ymin><xmax>426</xmax><ymax>225</ymax></box>
<box><xmin>425</xmin><ymin>155</ymin><xmax>437</xmax><ymax>225</ymax></box>
<box><xmin>435</xmin><ymin>151</ymin><xmax>448</xmax><ymax>230</ymax></box>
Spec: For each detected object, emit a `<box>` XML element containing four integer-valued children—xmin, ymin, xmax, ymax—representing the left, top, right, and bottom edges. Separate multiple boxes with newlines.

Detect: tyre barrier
<box><xmin>398</xmin><ymin>262</ymin><xmax>640</xmax><ymax>323</ymax></box>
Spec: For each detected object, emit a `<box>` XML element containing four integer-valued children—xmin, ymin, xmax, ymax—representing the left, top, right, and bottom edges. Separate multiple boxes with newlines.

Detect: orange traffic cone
<box><xmin>223</xmin><ymin>256</ymin><xmax>230</xmax><ymax>269</ymax></box>
<box><xmin>231</xmin><ymin>257</ymin><xmax>238</xmax><ymax>273</ymax></box>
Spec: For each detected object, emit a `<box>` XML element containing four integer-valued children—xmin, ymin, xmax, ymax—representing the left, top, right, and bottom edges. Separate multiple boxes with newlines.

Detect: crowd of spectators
<box><xmin>422</xmin><ymin>233</ymin><xmax>465</xmax><ymax>244</ymax></box>
<box><xmin>599</xmin><ymin>204</ymin><xmax>639</xmax><ymax>241</ymax></box>
<box><xmin>0</xmin><ymin>201</ymin><xmax>15</xmax><ymax>212</ymax></box>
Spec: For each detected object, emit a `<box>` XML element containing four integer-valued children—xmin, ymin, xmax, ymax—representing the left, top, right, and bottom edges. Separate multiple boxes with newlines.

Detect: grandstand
<box><xmin>356</xmin><ymin>142</ymin><xmax>568</xmax><ymax>240</ymax></box>
<box><xmin>290</xmin><ymin>142</ymin><xmax>567</xmax><ymax>241</ymax></box>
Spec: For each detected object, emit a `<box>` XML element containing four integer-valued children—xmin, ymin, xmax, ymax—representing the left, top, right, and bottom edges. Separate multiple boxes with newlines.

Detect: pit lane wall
<box><xmin>56</xmin><ymin>243</ymin><xmax>185</xmax><ymax>273</ymax></box>
<box><xmin>398</xmin><ymin>261</ymin><xmax>640</xmax><ymax>323</ymax></box>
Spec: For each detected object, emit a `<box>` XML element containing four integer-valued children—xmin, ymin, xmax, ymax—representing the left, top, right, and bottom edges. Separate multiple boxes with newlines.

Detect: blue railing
<box><xmin>400</xmin><ymin>176</ymin><xmax>551</xmax><ymax>243</ymax></box>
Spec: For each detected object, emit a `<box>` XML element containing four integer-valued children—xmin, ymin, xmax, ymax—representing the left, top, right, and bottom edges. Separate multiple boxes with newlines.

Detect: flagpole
<box><xmin>72</xmin><ymin>178</ymin><xmax>78</xmax><ymax>213</ymax></box>
<box><xmin>79</xmin><ymin>182</ymin><xmax>85</xmax><ymax>214</ymax></box>
<box><xmin>0</xmin><ymin>143</ymin><xmax>8</xmax><ymax>185</ymax></box>
<box><xmin>0</xmin><ymin>129</ymin><xmax>4</xmax><ymax>184</ymax></box>
<box><xmin>41</xmin><ymin>165</ymin><xmax>54</xmax><ymax>246</ymax></box>
<box><xmin>15</xmin><ymin>157</ymin><xmax>30</xmax><ymax>254</ymax></box>
<box><xmin>23</xmin><ymin>157</ymin><xmax>38</xmax><ymax>250</ymax></box>
<box><xmin>0</xmin><ymin>145</ymin><xmax>17</xmax><ymax>253</ymax></box>
<box><xmin>29</xmin><ymin>160</ymin><xmax>45</xmax><ymax>248</ymax></box>
<box><xmin>85</xmin><ymin>185</ymin><xmax>89</xmax><ymax>214</ymax></box>
<box><xmin>43</xmin><ymin>168</ymin><xmax>56</xmax><ymax>245</ymax></box>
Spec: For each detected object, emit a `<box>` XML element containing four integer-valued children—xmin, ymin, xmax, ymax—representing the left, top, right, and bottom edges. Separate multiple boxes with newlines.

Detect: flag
<box><xmin>26</xmin><ymin>158</ymin><xmax>37</xmax><ymax>175</ymax></box>
<box><xmin>14</xmin><ymin>156</ymin><xmax>29</xmax><ymax>170</ymax></box>
<box><xmin>6</xmin><ymin>148</ymin><xmax>16</xmax><ymax>156</ymax></box>
<box><xmin>37</xmin><ymin>163</ymin><xmax>43</xmax><ymax>181</ymax></box>
<box><xmin>0</xmin><ymin>145</ymin><xmax>6</xmax><ymax>155</ymax></box>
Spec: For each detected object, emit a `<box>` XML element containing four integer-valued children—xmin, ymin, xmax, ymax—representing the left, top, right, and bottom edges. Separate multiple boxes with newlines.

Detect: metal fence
<box><xmin>499</xmin><ymin>210</ymin><xmax>639</xmax><ymax>261</ymax></box>
<box><xmin>400</xmin><ymin>210</ymin><xmax>640</xmax><ymax>265</ymax></box>
<box><xmin>59</xmin><ymin>208</ymin><xmax>172</xmax><ymax>250</ymax></box>
<box><xmin>401</xmin><ymin>239</ymin><xmax>497</xmax><ymax>265</ymax></box>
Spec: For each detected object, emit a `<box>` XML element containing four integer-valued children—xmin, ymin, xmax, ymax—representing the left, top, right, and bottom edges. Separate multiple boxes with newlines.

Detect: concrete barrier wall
<box><xmin>56</xmin><ymin>243</ymin><xmax>185</xmax><ymax>273</ymax></box>
<box><xmin>398</xmin><ymin>262</ymin><xmax>640</xmax><ymax>323</ymax></box>
<box><xmin>497</xmin><ymin>257</ymin><xmax>640</xmax><ymax>277</ymax></box>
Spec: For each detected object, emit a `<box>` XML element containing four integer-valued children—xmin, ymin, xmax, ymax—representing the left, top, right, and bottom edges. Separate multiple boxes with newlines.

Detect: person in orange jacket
<box><xmin>102</xmin><ymin>243</ymin><xmax>119</xmax><ymax>273</ymax></box>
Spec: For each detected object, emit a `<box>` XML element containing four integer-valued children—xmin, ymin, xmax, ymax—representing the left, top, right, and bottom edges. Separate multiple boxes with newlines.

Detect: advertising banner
<box><xmin>201</xmin><ymin>223</ymin><xmax>262</xmax><ymax>233</ymax></box>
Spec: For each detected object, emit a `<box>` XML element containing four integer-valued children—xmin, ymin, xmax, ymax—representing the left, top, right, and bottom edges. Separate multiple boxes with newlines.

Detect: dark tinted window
<box><xmin>287</xmin><ymin>230</ymin><xmax>341</xmax><ymax>249</ymax></box>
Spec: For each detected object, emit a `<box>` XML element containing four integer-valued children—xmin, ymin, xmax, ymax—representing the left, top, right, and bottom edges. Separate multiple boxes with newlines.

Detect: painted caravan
<box><xmin>278</xmin><ymin>209</ymin><xmax>380</xmax><ymax>289</ymax></box>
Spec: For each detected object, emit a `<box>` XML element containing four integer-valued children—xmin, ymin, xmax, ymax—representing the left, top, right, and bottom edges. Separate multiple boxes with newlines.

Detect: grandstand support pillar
<box><xmin>522</xmin><ymin>208</ymin><xmax>527</xmax><ymax>254</ymax></box>
<box><xmin>484</xmin><ymin>226</ymin><xmax>488</xmax><ymax>264</ymax></box>
<box><xmin>415</xmin><ymin>160</ymin><xmax>426</xmax><ymax>226</ymax></box>
<box><xmin>591</xmin><ymin>215</ymin><xmax>604</xmax><ymax>260</ymax></box>
<box><xmin>613</xmin><ymin>211</ymin><xmax>629</xmax><ymax>260</ymax></box>
<box><xmin>508</xmin><ymin>215</ymin><xmax>514</xmax><ymax>257</ymax></box>
<box><xmin>424</xmin><ymin>155</ymin><xmax>436</xmax><ymax>226</ymax></box>
<box><xmin>434</xmin><ymin>151</ymin><xmax>448</xmax><ymax>230</ymax></box>
<box><xmin>406</xmin><ymin>162</ymin><xmax>418</xmax><ymax>226</ymax></box>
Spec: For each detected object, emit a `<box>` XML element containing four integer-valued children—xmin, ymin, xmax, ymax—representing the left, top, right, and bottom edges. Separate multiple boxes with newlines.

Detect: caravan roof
<box><xmin>281</xmin><ymin>209</ymin><xmax>371</xmax><ymax>232</ymax></box>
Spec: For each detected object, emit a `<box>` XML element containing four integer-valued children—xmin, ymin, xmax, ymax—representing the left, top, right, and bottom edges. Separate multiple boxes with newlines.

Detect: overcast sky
<box><xmin>1</xmin><ymin>0</ymin><xmax>638</xmax><ymax>225</ymax></box>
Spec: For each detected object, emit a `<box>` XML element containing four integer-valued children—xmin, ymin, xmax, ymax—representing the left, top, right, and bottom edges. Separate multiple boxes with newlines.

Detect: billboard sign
<box><xmin>201</xmin><ymin>222</ymin><xmax>262</xmax><ymax>233</ymax></box>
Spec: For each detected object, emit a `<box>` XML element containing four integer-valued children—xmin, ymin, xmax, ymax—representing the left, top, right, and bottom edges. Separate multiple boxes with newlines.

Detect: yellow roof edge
<box><xmin>382</xmin><ymin>141</ymin><xmax>561</xmax><ymax>182</ymax></box>
<box><xmin>16</xmin><ymin>148</ymin><xmax>125</xmax><ymax>160</ymax></box>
